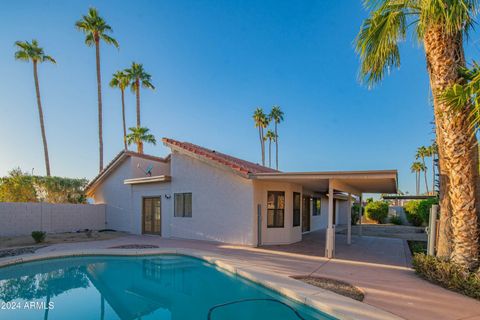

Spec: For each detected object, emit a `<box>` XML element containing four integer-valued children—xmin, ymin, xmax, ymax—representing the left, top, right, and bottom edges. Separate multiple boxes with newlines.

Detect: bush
<box><xmin>31</xmin><ymin>231</ymin><xmax>46</xmax><ymax>243</ymax></box>
<box><xmin>389</xmin><ymin>215</ymin><xmax>403</xmax><ymax>225</ymax></box>
<box><xmin>404</xmin><ymin>198</ymin><xmax>438</xmax><ymax>226</ymax></box>
<box><xmin>351</xmin><ymin>204</ymin><xmax>362</xmax><ymax>225</ymax></box>
<box><xmin>404</xmin><ymin>200</ymin><xmax>423</xmax><ymax>226</ymax></box>
<box><xmin>364</xmin><ymin>201</ymin><xmax>389</xmax><ymax>223</ymax></box>
<box><xmin>412</xmin><ymin>253</ymin><xmax>480</xmax><ymax>300</ymax></box>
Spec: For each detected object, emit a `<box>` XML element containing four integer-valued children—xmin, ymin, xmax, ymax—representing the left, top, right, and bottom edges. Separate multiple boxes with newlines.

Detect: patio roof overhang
<box><xmin>251</xmin><ymin>169</ymin><xmax>398</xmax><ymax>195</ymax></box>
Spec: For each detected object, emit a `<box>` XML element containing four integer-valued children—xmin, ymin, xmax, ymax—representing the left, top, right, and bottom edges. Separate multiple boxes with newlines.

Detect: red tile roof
<box><xmin>162</xmin><ymin>138</ymin><xmax>279</xmax><ymax>178</ymax></box>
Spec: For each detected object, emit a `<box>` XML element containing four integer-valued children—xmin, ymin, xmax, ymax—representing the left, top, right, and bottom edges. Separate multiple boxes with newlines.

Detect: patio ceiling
<box><xmin>251</xmin><ymin>170</ymin><xmax>398</xmax><ymax>195</ymax></box>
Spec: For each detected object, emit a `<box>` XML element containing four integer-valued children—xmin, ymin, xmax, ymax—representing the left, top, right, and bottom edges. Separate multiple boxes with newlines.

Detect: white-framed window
<box><xmin>174</xmin><ymin>193</ymin><xmax>192</xmax><ymax>217</ymax></box>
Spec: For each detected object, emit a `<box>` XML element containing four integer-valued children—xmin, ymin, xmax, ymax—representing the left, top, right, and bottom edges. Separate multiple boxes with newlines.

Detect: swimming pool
<box><xmin>0</xmin><ymin>255</ymin><xmax>334</xmax><ymax>319</ymax></box>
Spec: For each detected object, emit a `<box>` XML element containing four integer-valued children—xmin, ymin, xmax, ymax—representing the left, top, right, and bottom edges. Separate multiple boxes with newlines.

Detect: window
<box><xmin>174</xmin><ymin>193</ymin><xmax>192</xmax><ymax>217</ymax></box>
<box><xmin>267</xmin><ymin>191</ymin><xmax>285</xmax><ymax>228</ymax></box>
<box><xmin>312</xmin><ymin>197</ymin><xmax>321</xmax><ymax>216</ymax></box>
<box><xmin>293</xmin><ymin>192</ymin><xmax>301</xmax><ymax>227</ymax></box>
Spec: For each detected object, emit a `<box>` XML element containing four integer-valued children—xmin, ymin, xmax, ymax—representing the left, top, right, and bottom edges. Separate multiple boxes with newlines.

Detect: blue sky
<box><xmin>1</xmin><ymin>0</ymin><xmax>468</xmax><ymax>195</ymax></box>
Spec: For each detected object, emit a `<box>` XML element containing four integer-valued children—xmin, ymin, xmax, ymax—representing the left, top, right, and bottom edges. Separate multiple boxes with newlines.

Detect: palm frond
<box><xmin>355</xmin><ymin>1</ymin><xmax>413</xmax><ymax>86</ymax></box>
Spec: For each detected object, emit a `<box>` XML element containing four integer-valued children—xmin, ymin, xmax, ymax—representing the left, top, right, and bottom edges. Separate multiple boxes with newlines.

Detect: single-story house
<box><xmin>86</xmin><ymin>138</ymin><xmax>397</xmax><ymax>257</ymax></box>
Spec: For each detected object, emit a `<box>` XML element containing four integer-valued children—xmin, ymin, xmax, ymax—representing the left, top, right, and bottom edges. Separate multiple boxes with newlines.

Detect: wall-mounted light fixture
<box><xmin>165</xmin><ymin>194</ymin><xmax>171</xmax><ymax>199</ymax></box>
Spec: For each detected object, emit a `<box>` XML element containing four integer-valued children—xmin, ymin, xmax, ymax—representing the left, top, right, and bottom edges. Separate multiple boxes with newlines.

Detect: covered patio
<box><xmin>252</xmin><ymin>170</ymin><xmax>398</xmax><ymax>258</ymax></box>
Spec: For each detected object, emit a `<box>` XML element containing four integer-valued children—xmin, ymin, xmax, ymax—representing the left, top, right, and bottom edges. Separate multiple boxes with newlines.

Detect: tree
<box><xmin>411</xmin><ymin>162</ymin><xmax>424</xmax><ymax>196</ymax></box>
<box><xmin>356</xmin><ymin>0</ymin><xmax>479</xmax><ymax>268</ymax></box>
<box><xmin>427</xmin><ymin>143</ymin><xmax>438</xmax><ymax>194</ymax></box>
<box><xmin>269</xmin><ymin>106</ymin><xmax>284</xmax><ymax>170</ymax></box>
<box><xmin>14</xmin><ymin>40</ymin><xmax>55</xmax><ymax>177</ymax></box>
<box><xmin>76</xmin><ymin>8</ymin><xmax>119</xmax><ymax>172</ymax></box>
<box><xmin>125</xmin><ymin>62</ymin><xmax>154</xmax><ymax>128</ymax></box>
<box><xmin>416</xmin><ymin>146</ymin><xmax>430</xmax><ymax>194</ymax></box>
<box><xmin>126</xmin><ymin>127</ymin><xmax>156</xmax><ymax>154</ymax></box>
<box><xmin>253</xmin><ymin>108</ymin><xmax>268</xmax><ymax>166</ymax></box>
<box><xmin>109</xmin><ymin>71</ymin><xmax>130</xmax><ymax>150</ymax></box>
<box><xmin>0</xmin><ymin>168</ymin><xmax>37</xmax><ymax>202</ymax></box>
<box><xmin>264</xmin><ymin>130</ymin><xmax>277</xmax><ymax>168</ymax></box>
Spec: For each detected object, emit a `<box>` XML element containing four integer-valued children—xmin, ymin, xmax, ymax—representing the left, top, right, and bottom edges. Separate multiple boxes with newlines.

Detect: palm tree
<box><xmin>416</xmin><ymin>146</ymin><xmax>430</xmax><ymax>194</ymax></box>
<box><xmin>109</xmin><ymin>71</ymin><xmax>130</xmax><ymax>150</ymax></box>
<box><xmin>269</xmin><ymin>106</ymin><xmax>284</xmax><ymax>170</ymax></box>
<box><xmin>14</xmin><ymin>40</ymin><xmax>55</xmax><ymax>177</ymax></box>
<box><xmin>356</xmin><ymin>0</ymin><xmax>479</xmax><ymax>268</ymax></box>
<box><xmin>411</xmin><ymin>162</ymin><xmax>423</xmax><ymax>195</ymax></box>
<box><xmin>76</xmin><ymin>7</ymin><xmax>119</xmax><ymax>172</ymax></box>
<box><xmin>265</xmin><ymin>130</ymin><xmax>277</xmax><ymax>168</ymax></box>
<box><xmin>253</xmin><ymin>108</ymin><xmax>268</xmax><ymax>166</ymax></box>
<box><xmin>125</xmin><ymin>62</ymin><xmax>155</xmax><ymax>128</ymax></box>
<box><xmin>126</xmin><ymin>127</ymin><xmax>156</xmax><ymax>154</ymax></box>
<box><xmin>427</xmin><ymin>143</ymin><xmax>438</xmax><ymax>194</ymax></box>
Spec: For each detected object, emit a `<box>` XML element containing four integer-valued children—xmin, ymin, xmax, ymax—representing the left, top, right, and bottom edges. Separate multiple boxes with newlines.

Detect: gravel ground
<box><xmin>292</xmin><ymin>276</ymin><xmax>365</xmax><ymax>301</ymax></box>
<box><xmin>0</xmin><ymin>231</ymin><xmax>127</xmax><ymax>249</ymax></box>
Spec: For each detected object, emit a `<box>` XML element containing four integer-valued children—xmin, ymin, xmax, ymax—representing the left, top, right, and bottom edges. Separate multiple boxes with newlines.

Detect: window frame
<box><xmin>174</xmin><ymin>192</ymin><xmax>192</xmax><ymax>218</ymax></box>
<box><xmin>312</xmin><ymin>197</ymin><xmax>322</xmax><ymax>216</ymax></box>
<box><xmin>293</xmin><ymin>192</ymin><xmax>301</xmax><ymax>227</ymax></box>
<box><xmin>267</xmin><ymin>191</ymin><xmax>285</xmax><ymax>228</ymax></box>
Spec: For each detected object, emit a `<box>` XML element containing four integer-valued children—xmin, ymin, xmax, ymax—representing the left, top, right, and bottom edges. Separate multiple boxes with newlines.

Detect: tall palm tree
<box><xmin>265</xmin><ymin>130</ymin><xmax>277</xmax><ymax>168</ymax></box>
<box><xmin>253</xmin><ymin>108</ymin><xmax>268</xmax><ymax>166</ymax></box>
<box><xmin>14</xmin><ymin>40</ymin><xmax>55</xmax><ymax>177</ymax></box>
<box><xmin>125</xmin><ymin>62</ymin><xmax>155</xmax><ymax>127</ymax></box>
<box><xmin>126</xmin><ymin>127</ymin><xmax>156</xmax><ymax>154</ymax></box>
<box><xmin>269</xmin><ymin>106</ymin><xmax>284</xmax><ymax>170</ymax></box>
<box><xmin>109</xmin><ymin>71</ymin><xmax>130</xmax><ymax>150</ymax></box>
<box><xmin>356</xmin><ymin>0</ymin><xmax>479</xmax><ymax>268</ymax></box>
<box><xmin>411</xmin><ymin>162</ymin><xmax>423</xmax><ymax>195</ymax></box>
<box><xmin>76</xmin><ymin>7</ymin><xmax>119</xmax><ymax>172</ymax></box>
<box><xmin>416</xmin><ymin>146</ymin><xmax>430</xmax><ymax>194</ymax></box>
<box><xmin>427</xmin><ymin>143</ymin><xmax>438</xmax><ymax>194</ymax></box>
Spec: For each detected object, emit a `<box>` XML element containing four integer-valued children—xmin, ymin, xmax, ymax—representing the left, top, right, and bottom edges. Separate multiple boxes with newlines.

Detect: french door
<box><xmin>142</xmin><ymin>197</ymin><xmax>161</xmax><ymax>235</ymax></box>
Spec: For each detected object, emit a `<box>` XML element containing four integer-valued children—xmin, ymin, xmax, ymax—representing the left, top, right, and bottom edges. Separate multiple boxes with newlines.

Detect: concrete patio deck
<box><xmin>2</xmin><ymin>232</ymin><xmax>480</xmax><ymax>320</ymax></box>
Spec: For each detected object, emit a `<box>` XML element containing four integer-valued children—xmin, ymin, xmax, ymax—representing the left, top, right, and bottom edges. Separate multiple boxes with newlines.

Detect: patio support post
<box><xmin>347</xmin><ymin>193</ymin><xmax>352</xmax><ymax>245</ymax></box>
<box><xmin>325</xmin><ymin>181</ymin><xmax>335</xmax><ymax>258</ymax></box>
<box><xmin>359</xmin><ymin>194</ymin><xmax>363</xmax><ymax>237</ymax></box>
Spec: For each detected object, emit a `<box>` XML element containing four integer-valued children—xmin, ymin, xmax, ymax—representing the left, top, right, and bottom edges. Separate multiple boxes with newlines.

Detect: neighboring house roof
<box><xmin>162</xmin><ymin>137</ymin><xmax>279</xmax><ymax>178</ymax></box>
<box><xmin>85</xmin><ymin>150</ymin><xmax>170</xmax><ymax>196</ymax></box>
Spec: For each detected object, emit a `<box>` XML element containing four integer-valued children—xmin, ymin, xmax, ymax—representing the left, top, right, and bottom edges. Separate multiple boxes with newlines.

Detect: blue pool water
<box><xmin>0</xmin><ymin>255</ymin><xmax>335</xmax><ymax>320</ymax></box>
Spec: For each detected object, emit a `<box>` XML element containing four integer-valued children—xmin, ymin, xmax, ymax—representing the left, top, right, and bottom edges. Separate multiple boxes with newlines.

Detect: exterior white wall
<box><xmin>253</xmin><ymin>181</ymin><xmax>303</xmax><ymax>245</ymax></box>
<box><xmin>310</xmin><ymin>197</ymin><xmax>349</xmax><ymax>231</ymax></box>
<box><xmin>91</xmin><ymin>156</ymin><xmax>170</xmax><ymax>234</ymax></box>
<box><xmin>0</xmin><ymin>203</ymin><xmax>105</xmax><ymax>236</ymax></box>
<box><xmin>170</xmin><ymin>151</ymin><xmax>255</xmax><ymax>245</ymax></box>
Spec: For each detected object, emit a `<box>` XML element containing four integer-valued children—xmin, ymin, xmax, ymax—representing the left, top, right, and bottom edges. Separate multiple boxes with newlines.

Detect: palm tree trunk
<box><xmin>424</xmin><ymin>25</ymin><xmax>479</xmax><ymax>268</ymax></box>
<box><xmin>258</xmin><ymin>127</ymin><xmax>262</xmax><ymax>163</ymax></box>
<box><xmin>32</xmin><ymin>61</ymin><xmax>51</xmax><ymax>177</ymax></box>
<box><xmin>268</xmin><ymin>139</ymin><xmax>272</xmax><ymax>168</ymax></box>
<box><xmin>121</xmin><ymin>89</ymin><xmax>127</xmax><ymax>150</ymax></box>
<box><xmin>138</xmin><ymin>141</ymin><xmax>143</xmax><ymax>154</ymax></box>
<box><xmin>422</xmin><ymin>158</ymin><xmax>430</xmax><ymax>194</ymax></box>
<box><xmin>416</xmin><ymin>172</ymin><xmax>419</xmax><ymax>195</ymax></box>
<box><xmin>95</xmin><ymin>39</ymin><xmax>103</xmax><ymax>172</ymax></box>
<box><xmin>261</xmin><ymin>127</ymin><xmax>265</xmax><ymax>166</ymax></box>
<box><xmin>275</xmin><ymin>122</ymin><xmax>278</xmax><ymax>170</ymax></box>
<box><xmin>136</xmin><ymin>79</ymin><xmax>141</xmax><ymax>127</ymax></box>
<box><xmin>432</xmin><ymin>156</ymin><xmax>436</xmax><ymax>194</ymax></box>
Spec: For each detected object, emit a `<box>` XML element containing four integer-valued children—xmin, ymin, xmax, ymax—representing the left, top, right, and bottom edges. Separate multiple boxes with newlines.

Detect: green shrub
<box><xmin>364</xmin><ymin>201</ymin><xmax>389</xmax><ymax>223</ymax></box>
<box><xmin>404</xmin><ymin>198</ymin><xmax>438</xmax><ymax>226</ymax></box>
<box><xmin>31</xmin><ymin>231</ymin><xmax>46</xmax><ymax>243</ymax></box>
<box><xmin>404</xmin><ymin>200</ymin><xmax>423</xmax><ymax>226</ymax></box>
<box><xmin>351</xmin><ymin>204</ymin><xmax>362</xmax><ymax>225</ymax></box>
<box><xmin>389</xmin><ymin>215</ymin><xmax>403</xmax><ymax>225</ymax></box>
<box><xmin>412</xmin><ymin>253</ymin><xmax>480</xmax><ymax>300</ymax></box>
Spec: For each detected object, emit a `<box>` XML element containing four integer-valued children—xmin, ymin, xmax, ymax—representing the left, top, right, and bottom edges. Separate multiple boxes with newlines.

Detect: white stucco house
<box><xmin>86</xmin><ymin>138</ymin><xmax>397</xmax><ymax>256</ymax></box>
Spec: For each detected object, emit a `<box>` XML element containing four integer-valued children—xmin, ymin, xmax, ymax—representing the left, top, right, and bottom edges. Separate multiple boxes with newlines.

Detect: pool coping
<box><xmin>0</xmin><ymin>248</ymin><xmax>404</xmax><ymax>320</ymax></box>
